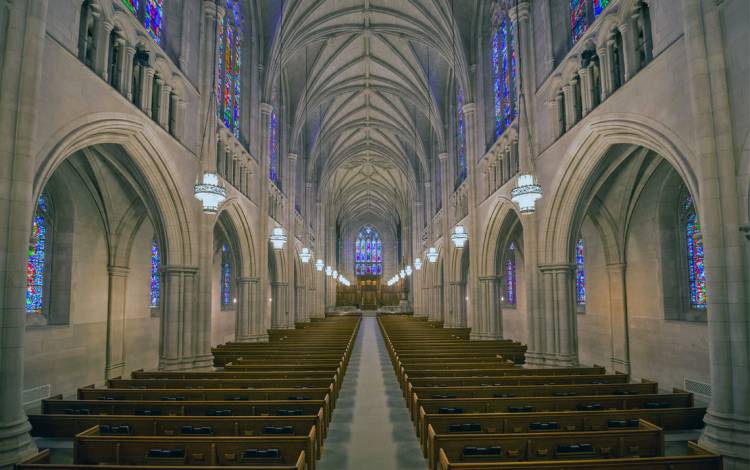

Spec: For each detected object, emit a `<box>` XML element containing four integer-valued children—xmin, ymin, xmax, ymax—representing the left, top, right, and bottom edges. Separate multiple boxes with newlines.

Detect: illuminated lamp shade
<box><xmin>333</xmin><ymin>270</ymin><xmax>338</xmax><ymax>278</ymax></box>
<box><xmin>325</xmin><ymin>266</ymin><xmax>332</xmax><ymax>276</ymax></box>
<box><xmin>194</xmin><ymin>172</ymin><xmax>226</xmax><ymax>213</ymax></box>
<box><xmin>315</xmin><ymin>259</ymin><xmax>324</xmax><ymax>271</ymax></box>
<box><xmin>414</xmin><ymin>258</ymin><xmax>422</xmax><ymax>270</ymax></box>
<box><xmin>405</xmin><ymin>265</ymin><xmax>412</xmax><ymax>276</ymax></box>
<box><xmin>511</xmin><ymin>174</ymin><xmax>543</xmax><ymax>214</ymax></box>
<box><xmin>270</xmin><ymin>227</ymin><xmax>287</xmax><ymax>250</ymax></box>
<box><xmin>451</xmin><ymin>225</ymin><xmax>469</xmax><ymax>248</ymax></box>
<box><xmin>399</xmin><ymin>270</ymin><xmax>406</xmax><ymax>279</ymax></box>
<box><xmin>426</xmin><ymin>247</ymin><xmax>438</xmax><ymax>263</ymax></box>
<box><xmin>299</xmin><ymin>248</ymin><xmax>312</xmax><ymax>263</ymax></box>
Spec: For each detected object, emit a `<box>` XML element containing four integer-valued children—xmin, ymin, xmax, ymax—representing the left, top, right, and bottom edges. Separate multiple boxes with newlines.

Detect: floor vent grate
<box><xmin>684</xmin><ymin>378</ymin><xmax>711</xmax><ymax>401</ymax></box>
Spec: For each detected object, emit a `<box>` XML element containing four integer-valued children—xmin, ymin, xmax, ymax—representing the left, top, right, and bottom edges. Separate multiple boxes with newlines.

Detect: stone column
<box><xmin>682</xmin><ymin>1</ymin><xmax>749</xmax><ymax>466</ymax></box>
<box><xmin>562</xmin><ymin>83</ymin><xmax>575</xmax><ymax>131</ymax></box>
<box><xmin>160</xmin><ymin>265</ymin><xmax>199</xmax><ymax>369</ymax></box>
<box><xmin>462</xmin><ymin>102</ymin><xmax>481</xmax><ymax>336</ymax></box>
<box><xmin>438</xmin><ymin>152</ymin><xmax>450</xmax><ymax>323</ymax></box>
<box><xmin>538</xmin><ymin>264</ymin><xmax>578</xmax><ymax>367</ymax></box>
<box><xmin>97</xmin><ymin>20</ymin><xmax>113</xmax><ymax>80</ymax></box>
<box><xmin>596</xmin><ymin>46</ymin><xmax>611</xmax><ymax>101</ymax></box>
<box><xmin>236</xmin><ymin>277</ymin><xmax>260</xmax><ymax>341</ymax></box>
<box><xmin>0</xmin><ymin>2</ymin><xmax>47</xmax><ymax>465</ymax></box>
<box><xmin>123</xmin><ymin>46</ymin><xmax>135</xmax><ymax>101</ymax></box>
<box><xmin>169</xmin><ymin>92</ymin><xmax>180</xmax><ymax>136</ymax></box>
<box><xmin>141</xmin><ymin>66</ymin><xmax>155</xmax><ymax>115</ymax></box>
<box><xmin>105</xmin><ymin>265</ymin><xmax>129</xmax><ymax>379</ymax></box>
<box><xmin>271</xmin><ymin>282</ymin><xmax>290</xmax><ymax>329</ymax></box>
<box><xmin>478</xmin><ymin>275</ymin><xmax>503</xmax><ymax>340</ymax></box>
<box><xmin>447</xmin><ymin>280</ymin><xmax>465</xmax><ymax>328</ymax></box>
<box><xmin>158</xmin><ymin>82</ymin><xmax>172</xmax><ymax>128</ymax></box>
<box><xmin>578</xmin><ymin>67</ymin><xmax>593</xmax><ymax>117</ymax></box>
<box><xmin>257</xmin><ymin>103</ymin><xmax>273</xmax><ymax>336</ymax></box>
<box><xmin>606</xmin><ymin>263</ymin><xmax>631</xmax><ymax>374</ymax></box>
<box><xmin>618</xmin><ymin>23</ymin><xmax>637</xmax><ymax>82</ymax></box>
<box><xmin>286</xmin><ymin>153</ymin><xmax>298</xmax><ymax>327</ymax></box>
<box><xmin>552</xmin><ymin>91</ymin><xmax>565</xmax><ymax>137</ymax></box>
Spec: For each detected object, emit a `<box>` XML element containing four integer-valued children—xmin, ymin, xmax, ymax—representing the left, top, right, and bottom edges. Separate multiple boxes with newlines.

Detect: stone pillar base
<box><xmin>238</xmin><ymin>334</ymin><xmax>269</xmax><ymax>343</ymax></box>
<box><xmin>160</xmin><ymin>357</ymin><xmax>198</xmax><ymax>371</ymax></box>
<box><xmin>470</xmin><ymin>332</ymin><xmax>502</xmax><ymax>341</ymax></box>
<box><xmin>105</xmin><ymin>362</ymin><xmax>126</xmax><ymax>380</ymax></box>
<box><xmin>699</xmin><ymin>410</ymin><xmax>750</xmax><ymax>469</ymax></box>
<box><xmin>192</xmin><ymin>354</ymin><xmax>214</xmax><ymax>369</ymax></box>
<box><xmin>0</xmin><ymin>417</ymin><xmax>37</xmax><ymax>469</ymax></box>
<box><xmin>522</xmin><ymin>351</ymin><xmax>578</xmax><ymax>368</ymax></box>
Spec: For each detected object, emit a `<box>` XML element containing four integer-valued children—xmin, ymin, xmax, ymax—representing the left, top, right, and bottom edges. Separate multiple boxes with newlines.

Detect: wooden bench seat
<box><xmin>41</xmin><ymin>398</ymin><xmax>328</xmax><ymax>438</ymax></box>
<box><xmin>415</xmin><ymin>392</ymin><xmax>694</xmax><ymax>441</ymax></box>
<box><xmin>424</xmin><ymin>408</ymin><xmax>707</xmax><ymax>464</ymax></box>
<box><xmin>428</xmin><ymin>419</ymin><xmax>663</xmax><ymax>470</ymax></box>
<box><xmin>409</xmin><ymin>380</ymin><xmax>656</xmax><ymax>420</ymax></box>
<box><xmin>17</xmin><ymin>449</ymin><xmax>306</xmax><ymax>470</ymax></box>
<box><xmin>436</xmin><ymin>442</ymin><xmax>720</xmax><ymax>470</ymax></box>
<box><xmin>29</xmin><ymin>414</ymin><xmax>323</xmax><ymax>451</ymax></box>
<box><xmin>73</xmin><ymin>425</ymin><xmax>315</xmax><ymax>469</ymax></box>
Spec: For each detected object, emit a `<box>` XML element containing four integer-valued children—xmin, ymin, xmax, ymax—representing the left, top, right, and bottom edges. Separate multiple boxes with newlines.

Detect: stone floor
<box><xmin>318</xmin><ymin>316</ymin><xmax>427</xmax><ymax>470</ymax></box>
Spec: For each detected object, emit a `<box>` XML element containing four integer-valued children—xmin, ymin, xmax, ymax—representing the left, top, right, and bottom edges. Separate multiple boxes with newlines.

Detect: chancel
<box><xmin>0</xmin><ymin>0</ymin><xmax>748</xmax><ymax>469</ymax></box>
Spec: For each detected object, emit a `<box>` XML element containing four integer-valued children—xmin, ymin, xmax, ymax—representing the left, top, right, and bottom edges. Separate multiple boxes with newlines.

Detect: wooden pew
<box><xmin>416</xmin><ymin>392</ymin><xmax>694</xmax><ymax>441</ymax></box>
<box><xmin>408</xmin><ymin>380</ymin><xmax>656</xmax><ymax>420</ymax></box>
<box><xmin>428</xmin><ymin>419</ymin><xmax>663</xmax><ymax>470</ymax></box>
<box><xmin>422</xmin><ymin>407</ymin><xmax>706</xmax><ymax>456</ymax></box>
<box><xmin>41</xmin><ymin>397</ymin><xmax>328</xmax><ymax>438</ymax></box>
<box><xmin>436</xmin><ymin>442</ymin><xmax>721</xmax><ymax>470</ymax></box>
<box><xmin>29</xmin><ymin>414</ymin><xmax>323</xmax><ymax>453</ymax></box>
<box><xmin>18</xmin><ymin>449</ymin><xmax>306</xmax><ymax>470</ymax></box>
<box><xmin>73</xmin><ymin>425</ymin><xmax>314</xmax><ymax>469</ymax></box>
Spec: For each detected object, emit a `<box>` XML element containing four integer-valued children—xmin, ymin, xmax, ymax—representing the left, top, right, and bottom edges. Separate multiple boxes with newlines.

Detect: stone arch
<box><xmin>540</xmin><ymin>113</ymin><xmax>698</xmax><ymax>266</ymax></box>
<box><xmin>479</xmin><ymin>198</ymin><xmax>521</xmax><ymax>276</ymax></box>
<box><xmin>32</xmin><ymin>113</ymin><xmax>195</xmax><ymax>267</ymax></box>
<box><xmin>215</xmin><ymin>199</ymin><xmax>258</xmax><ymax>279</ymax></box>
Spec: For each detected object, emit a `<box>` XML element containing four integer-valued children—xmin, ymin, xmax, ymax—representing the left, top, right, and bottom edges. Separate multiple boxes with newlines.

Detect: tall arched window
<box><xmin>570</xmin><ymin>0</ymin><xmax>610</xmax><ymax>46</ymax></box>
<box><xmin>504</xmin><ymin>242</ymin><xmax>516</xmax><ymax>306</ymax></box>
<box><xmin>217</xmin><ymin>0</ymin><xmax>242</xmax><ymax>138</ymax></box>
<box><xmin>26</xmin><ymin>196</ymin><xmax>50</xmax><ymax>315</ymax></box>
<box><xmin>456</xmin><ymin>87</ymin><xmax>466</xmax><ymax>185</ymax></box>
<box><xmin>221</xmin><ymin>243</ymin><xmax>232</xmax><ymax>306</ymax></box>
<box><xmin>123</xmin><ymin>0</ymin><xmax>164</xmax><ymax>44</ymax></box>
<box><xmin>78</xmin><ymin>1</ymin><xmax>98</xmax><ymax>68</ymax></box>
<box><xmin>491</xmin><ymin>12</ymin><xmax>516</xmax><ymax>138</ymax></box>
<box><xmin>684</xmin><ymin>197</ymin><xmax>706</xmax><ymax>309</ymax></box>
<box><xmin>149</xmin><ymin>239</ymin><xmax>161</xmax><ymax>308</ymax></box>
<box><xmin>269</xmin><ymin>110</ymin><xmax>280</xmax><ymax>185</ymax></box>
<box><xmin>355</xmin><ymin>226</ymin><xmax>383</xmax><ymax>276</ymax></box>
<box><xmin>575</xmin><ymin>237</ymin><xmax>586</xmax><ymax>305</ymax></box>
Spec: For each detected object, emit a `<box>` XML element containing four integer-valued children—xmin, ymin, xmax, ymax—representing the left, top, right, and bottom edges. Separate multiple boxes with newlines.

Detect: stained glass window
<box><xmin>456</xmin><ymin>87</ymin><xmax>466</xmax><ymax>184</ymax></box>
<box><xmin>26</xmin><ymin>196</ymin><xmax>48</xmax><ymax>314</ymax></box>
<box><xmin>149</xmin><ymin>239</ymin><xmax>160</xmax><ymax>308</ymax></box>
<box><xmin>504</xmin><ymin>242</ymin><xmax>516</xmax><ymax>305</ymax></box>
<box><xmin>122</xmin><ymin>0</ymin><xmax>163</xmax><ymax>44</ymax></box>
<box><xmin>593</xmin><ymin>0</ymin><xmax>609</xmax><ymax>17</ymax></box>
<box><xmin>221</xmin><ymin>244</ymin><xmax>232</xmax><ymax>306</ymax></box>
<box><xmin>684</xmin><ymin>197</ymin><xmax>706</xmax><ymax>308</ymax></box>
<box><xmin>575</xmin><ymin>237</ymin><xmax>586</xmax><ymax>305</ymax></box>
<box><xmin>492</xmin><ymin>13</ymin><xmax>517</xmax><ymax>139</ymax></box>
<box><xmin>570</xmin><ymin>0</ymin><xmax>587</xmax><ymax>45</ymax></box>
<box><xmin>354</xmin><ymin>226</ymin><xmax>383</xmax><ymax>276</ymax></box>
<box><xmin>216</xmin><ymin>0</ymin><xmax>242</xmax><ymax>137</ymax></box>
<box><xmin>269</xmin><ymin>110</ymin><xmax>279</xmax><ymax>185</ymax></box>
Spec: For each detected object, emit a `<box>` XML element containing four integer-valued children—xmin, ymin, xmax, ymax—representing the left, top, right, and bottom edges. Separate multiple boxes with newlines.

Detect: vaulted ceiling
<box><xmin>255</xmin><ymin>0</ymin><xmax>483</xmax><ymax>239</ymax></box>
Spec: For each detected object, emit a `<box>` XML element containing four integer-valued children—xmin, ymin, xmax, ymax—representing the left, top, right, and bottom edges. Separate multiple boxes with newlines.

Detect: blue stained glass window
<box><xmin>492</xmin><ymin>13</ymin><xmax>517</xmax><ymax>139</ymax></box>
<box><xmin>570</xmin><ymin>0</ymin><xmax>587</xmax><ymax>45</ymax></box>
<box><xmin>575</xmin><ymin>237</ymin><xmax>586</xmax><ymax>305</ymax></box>
<box><xmin>269</xmin><ymin>111</ymin><xmax>279</xmax><ymax>184</ymax></box>
<box><xmin>26</xmin><ymin>196</ymin><xmax>48</xmax><ymax>313</ymax></box>
<box><xmin>355</xmin><ymin>226</ymin><xmax>382</xmax><ymax>277</ymax></box>
<box><xmin>216</xmin><ymin>0</ymin><xmax>242</xmax><ymax>137</ymax></box>
<box><xmin>456</xmin><ymin>88</ymin><xmax>466</xmax><ymax>184</ymax></box>
<box><xmin>122</xmin><ymin>0</ymin><xmax>163</xmax><ymax>44</ymax></box>
<box><xmin>504</xmin><ymin>242</ymin><xmax>516</xmax><ymax>305</ymax></box>
<box><xmin>221</xmin><ymin>244</ymin><xmax>232</xmax><ymax>306</ymax></box>
<box><xmin>149</xmin><ymin>239</ymin><xmax>160</xmax><ymax>308</ymax></box>
<box><xmin>685</xmin><ymin>197</ymin><xmax>706</xmax><ymax>309</ymax></box>
<box><xmin>593</xmin><ymin>0</ymin><xmax>610</xmax><ymax>17</ymax></box>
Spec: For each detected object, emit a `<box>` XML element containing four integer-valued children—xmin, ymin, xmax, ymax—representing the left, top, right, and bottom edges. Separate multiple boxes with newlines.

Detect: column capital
<box><xmin>539</xmin><ymin>263</ymin><xmax>575</xmax><ymax>273</ymax></box>
<box><xmin>288</xmin><ymin>152</ymin><xmax>298</xmax><ymax>162</ymax></box>
<box><xmin>479</xmin><ymin>275</ymin><xmax>500</xmax><ymax>282</ymax></box>
<box><xmin>438</xmin><ymin>152</ymin><xmax>449</xmax><ymax>162</ymax></box>
<box><xmin>461</xmin><ymin>102</ymin><xmax>477</xmax><ymax>115</ymax></box>
<box><xmin>108</xmin><ymin>265</ymin><xmax>130</xmax><ymax>277</ymax></box>
<box><xmin>239</xmin><ymin>276</ymin><xmax>260</xmax><ymax>284</ymax></box>
<box><xmin>162</xmin><ymin>264</ymin><xmax>200</xmax><ymax>274</ymax></box>
<box><xmin>260</xmin><ymin>102</ymin><xmax>273</xmax><ymax>115</ymax></box>
<box><xmin>204</xmin><ymin>0</ymin><xmax>224</xmax><ymax>20</ymax></box>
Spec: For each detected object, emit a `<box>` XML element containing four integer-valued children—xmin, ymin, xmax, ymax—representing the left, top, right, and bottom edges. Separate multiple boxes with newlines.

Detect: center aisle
<box><xmin>318</xmin><ymin>316</ymin><xmax>427</xmax><ymax>470</ymax></box>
